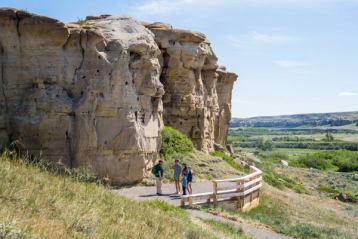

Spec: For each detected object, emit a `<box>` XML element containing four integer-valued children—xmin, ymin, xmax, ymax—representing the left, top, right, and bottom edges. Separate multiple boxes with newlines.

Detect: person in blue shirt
<box><xmin>181</xmin><ymin>163</ymin><xmax>189</xmax><ymax>195</ymax></box>
<box><xmin>187</xmin><ymin>166</ymin><xmax>193</xmax><ymax>194</ymax></box>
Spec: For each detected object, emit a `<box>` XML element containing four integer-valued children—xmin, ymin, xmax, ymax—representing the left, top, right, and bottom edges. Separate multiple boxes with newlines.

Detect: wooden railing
<box><xmin>181</xmin><ymin>166</ymin><xmax>262</xmax><ymax>212</ymax></box>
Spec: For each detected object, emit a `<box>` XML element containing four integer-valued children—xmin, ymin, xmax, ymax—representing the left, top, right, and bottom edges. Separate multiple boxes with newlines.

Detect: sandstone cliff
<box><xmin>144</xmin><ymin>22</ymin><xmax>237</xmax><ymax>152</ymax></box>
<box><xmin>0</xmin><ymin>9</ymin><xmax>237</xmax><ymax>184</ymax></box>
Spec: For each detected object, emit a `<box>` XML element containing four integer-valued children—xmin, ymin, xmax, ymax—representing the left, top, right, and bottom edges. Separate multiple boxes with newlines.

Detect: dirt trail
<box><xmin>115</xmin><ymin>182</ymin><xmax>293</xmax><ymax>239</ymax></box>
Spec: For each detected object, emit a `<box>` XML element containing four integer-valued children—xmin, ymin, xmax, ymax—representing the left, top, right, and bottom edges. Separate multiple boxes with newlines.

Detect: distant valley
<box><xmin>231</xmin><ymin>111</ymin><xmax>358</xmax><ymax>129</ymax></box>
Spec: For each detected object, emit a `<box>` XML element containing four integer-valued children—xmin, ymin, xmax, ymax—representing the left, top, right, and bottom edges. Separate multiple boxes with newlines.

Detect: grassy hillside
<box><xmin>0</xmin><ymin>151</ymin><xmax>213</xmax><ymax>239</ymax></box>
<box><xmin>204</xmin><ymin>185</ymin><xmax>358</xmax><ymax>239</ymax></box>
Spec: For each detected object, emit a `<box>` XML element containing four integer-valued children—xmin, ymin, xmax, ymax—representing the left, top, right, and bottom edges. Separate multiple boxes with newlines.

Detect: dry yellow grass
<box><xmin>0</xmin><ymin>153</ymin><xmax>214</xmax><ymax>239</ymax></box>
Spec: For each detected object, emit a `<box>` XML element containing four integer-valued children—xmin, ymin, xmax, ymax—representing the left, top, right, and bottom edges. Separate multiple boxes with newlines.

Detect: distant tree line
<box><xmin>235</xmin><ymin>141</ymin><xmax>358</xmax><ymax>151</ymax></box>
<box><xmin>231</xmin><ymin>118</ymin><xmax>357</xmax><ymax>128</ymax></box>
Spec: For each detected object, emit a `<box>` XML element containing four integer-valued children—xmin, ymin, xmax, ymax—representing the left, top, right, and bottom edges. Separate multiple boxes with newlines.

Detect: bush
<box><xmin>160</xmin><ymin>126</ymin><xmax>194</xmax><ymax>160</ymax></box>
<box><xmin>332</xmin><ymin>157</ymin><xmax>358</xmax><ymax>172</ymax></box>
<box><xmin>257</xmin><ymin>137</ymin><xmax>274</xmax><ymax>151</ymax></box>
<box><xmin>296</xmin><ymin>156</ymin><xmax>332</xmax><ymax>170</ymax></box>
<box><xmin>293</xmin><ymin>150</ymin><xmax>358</xmax><ymax>172</ymax></box>
<box><xmin>0</xmin><ymin>221</ymin><xmax>28</xmax><ymax>239</ymax></box>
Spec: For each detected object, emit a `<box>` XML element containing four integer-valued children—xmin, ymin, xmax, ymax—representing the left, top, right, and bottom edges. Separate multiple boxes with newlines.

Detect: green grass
<box><xmin>210</xmin><ymin>151</ymin><xmax>247</xmax><ymax>173</ymax></box>
<box><xmin>317</xmin><ymin>185</ymin><xmax>358</xmax><ymax>203</ymax></box>
<box><xmin>160</xmin><ymin>126</ymin><xmax>194</xmax><ymax>160</ymax></box>
<box><xmin>262</xmin><ymin>170</ymin><xmax>310</xmax><ymax>194</ymax></box>
<box><xmin>242</xmin><ymin>193</ymin><xmax>346</xmax><ymax>239</ymax></box>
<box><xmin>0</xmin><ymin>151</ymin><xmax>213</xmax><ymax>239</ymax></box>
<box><xmin>201</xmin><ymin>219</ymin><xmax>250</xmax><ymax>239</ymax></box>
<box><xmin>209</xmin><ymin>187</ymin><xmax>357</xmax><ymax>239</ymax></box>
<box><xmin>291</xmin><ymin>150</ymin><xmax>358</xmax><ymax>172</ymax></box>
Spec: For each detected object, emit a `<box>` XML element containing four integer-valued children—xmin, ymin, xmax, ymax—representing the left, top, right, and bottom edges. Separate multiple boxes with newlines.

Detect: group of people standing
<box><xmin>152</xmin><ymin>159</ymin><xmax>193</xmax><ymax>196</ymax></box>
<box><xmin>173</xmin><ymin>160</ymin><xmax>192</xmax><ymax>195</ymax></box>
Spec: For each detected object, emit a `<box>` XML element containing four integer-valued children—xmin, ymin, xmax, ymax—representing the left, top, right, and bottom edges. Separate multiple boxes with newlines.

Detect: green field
<box><xmin>229</xmin><ymin>127</ymin><xmax>358</xmax><ymax>201</ymax></box>
<box><xmin>220</xmin><ymin>126</ymin><xmax>358</xmax><ymax>238</ymax></box>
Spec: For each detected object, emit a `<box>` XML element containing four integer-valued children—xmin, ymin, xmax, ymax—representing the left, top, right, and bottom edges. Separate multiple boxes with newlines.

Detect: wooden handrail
<box><xmin>213</xmin><ymin>166</ymin><xmax>262</xmax><ymax>183</ymax></box>
<box><xmin>180</xmin><ymin>166</ymin><xmax>263</xmax><ymax>209</ymax></box>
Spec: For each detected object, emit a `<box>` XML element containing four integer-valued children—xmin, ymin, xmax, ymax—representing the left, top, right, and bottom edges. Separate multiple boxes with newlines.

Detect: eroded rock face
<box><xmin>144</xmin><ymin>23</ymin><xmax>237</xmax><ymax>152</ymax></box>
<box><xmin>0</xmin><ymin>9</ymin><xmax>237</xmax><ymax>184</ymax></box>
<box><xmin>0</xmin><ymin>9</ymin><xmax>163</xmax><ymax>184</ymax></box>
<box><xmin>215</xmin><ymin>67</ymin><xmax>237</xmax><ymax>146</ymax></box>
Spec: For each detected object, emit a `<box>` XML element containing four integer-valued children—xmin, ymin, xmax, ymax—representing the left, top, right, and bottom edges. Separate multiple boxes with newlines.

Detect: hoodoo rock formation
<box><xmin>0</xmin><ymin>9</ymin><xmax>237</xmax><ymax>184</ymax></box>
<box><xmin>144</xmin><ymin>22</ymin><xmax>237</xmax><ymax>152</ymax></box>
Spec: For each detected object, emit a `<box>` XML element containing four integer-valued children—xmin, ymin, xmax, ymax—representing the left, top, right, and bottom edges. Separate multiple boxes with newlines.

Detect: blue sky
<box><xmin>1</xmin><ymin>0</ymin><xmax>358</xmax><ymax>118</ymax></box>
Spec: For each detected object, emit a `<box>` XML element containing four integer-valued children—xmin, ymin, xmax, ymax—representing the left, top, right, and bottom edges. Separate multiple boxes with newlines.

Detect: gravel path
<box><xmin>115</xmin><ymin>182</ymin><xmax>294</xmax><ymax>239</ymax></box>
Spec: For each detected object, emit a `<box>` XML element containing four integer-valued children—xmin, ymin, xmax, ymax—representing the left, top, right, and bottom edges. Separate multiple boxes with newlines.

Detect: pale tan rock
<box><xmin>145</xmin><ymin>24</ymin><xmax>237</xmax><ymax>152</ymax></box>
<box><xmin>0</xmin><ymin>9</ymin><xmax>163</xmax><ymax>184</ymax></box>
<box><xmin>0</xmin><ymin>9</ymin><xmax>237</xmax><ymax>184</ymax></box>
<box><xmin>215</xmin><ymin>68</ymin><xmax>238</xmax><ymax>146</ymax></box>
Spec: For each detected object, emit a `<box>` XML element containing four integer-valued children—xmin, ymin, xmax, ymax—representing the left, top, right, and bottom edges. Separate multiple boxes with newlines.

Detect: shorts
<box><xmin>174</xmin><ymin>176</ymin><xmax>180</xmax><ymax>181</ymax></box>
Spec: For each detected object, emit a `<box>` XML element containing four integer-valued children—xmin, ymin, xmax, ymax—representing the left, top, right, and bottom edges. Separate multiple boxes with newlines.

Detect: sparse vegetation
<box><xmin>156</xmin><ymin>150</ymin><xmax>242</xmax><ymax>183</ymax></box>
<box><xmin>208</xmin><ymin>186</ymin><xmax>357</xmax><ymax>239</ymax></box>
<box><xmin>201</xmin><ymin>219</ymin><xmax>250</xmax><ymax>239</ymax></box>
<box><xmin>210</xmin><ymin>150</ymin><xmax>246</xmax><ymax>172</ymax></box>
<box><xmin>75</xmin><ymin>18</ymin><xmax>89</xmax><ymax>27</ymax></box>
<box><xmin>262</xmin><ymin>170</ymin><xmax>309</xmax><ymax>194</ymax></box>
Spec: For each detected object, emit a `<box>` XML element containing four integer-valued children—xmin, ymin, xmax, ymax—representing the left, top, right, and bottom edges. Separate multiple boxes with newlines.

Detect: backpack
<box><xmin>151</xmin><ymin>164</ymin><xmax>159</xmax><ymax>176</ymax></box>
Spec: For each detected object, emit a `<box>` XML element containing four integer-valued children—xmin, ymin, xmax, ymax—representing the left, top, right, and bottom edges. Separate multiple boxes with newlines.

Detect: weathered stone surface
<box><xmin>145</xmin><ymin>23</ymin><xmax>237</xmax><ymax>152</ymax></box>
<box><xmin>0</xmin><ymin>9</ymin><xmax>237</xmax><ymax>184</ymax></box>
<box><xmin>0</xmin><ymin>9</ymin><xmax>163</xmax><ymax>184</ymax></box>
<box><xmin>215</xmin><ymin>67</ymin><xmax>237</xmax><ymax>146</ymax></box>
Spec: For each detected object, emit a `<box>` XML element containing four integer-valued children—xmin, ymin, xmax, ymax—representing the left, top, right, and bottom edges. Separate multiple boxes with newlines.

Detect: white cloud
<box><xmin>274</xmin><ymin>60</ymin><xmax>311</xmax><ymax>68</ymax></box>
<box><xmin>252</xmin><ymin>32</ymin><xmax>301</xmax><ymax>44</ymax></box>
<box><xmin>227</xmin><ymin>32</ymin><xmax>302</xmax><ymax>49</ymax></box>
<box><xmin>338</xmin><ymin>91</ymin><xmax>357</xmax><ymax>96</ymax></box>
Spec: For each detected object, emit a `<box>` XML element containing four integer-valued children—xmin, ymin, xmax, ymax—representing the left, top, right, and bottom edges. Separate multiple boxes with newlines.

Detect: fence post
<box><xmin>236</xmin><ymin>178</ymin><xmax>245</xmax><ymax>210</ymax></box>
<box><xmin>213</xmin><ymin>181</ymin><xmax>218</xmax><ymax>206</ymax></box>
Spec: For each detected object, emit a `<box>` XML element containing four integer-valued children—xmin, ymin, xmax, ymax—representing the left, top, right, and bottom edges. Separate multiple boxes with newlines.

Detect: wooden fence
<box><xmin>180</xmin><ymin>166</ymin><xmax>262</xmax><ymax>212</ymax></box>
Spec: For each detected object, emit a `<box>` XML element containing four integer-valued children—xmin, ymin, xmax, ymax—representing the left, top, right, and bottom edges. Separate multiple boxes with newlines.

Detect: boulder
<box><xmin>280</xmin><ymin>160</ymin><xmax>289</xmax><ymax>167</ymax></box>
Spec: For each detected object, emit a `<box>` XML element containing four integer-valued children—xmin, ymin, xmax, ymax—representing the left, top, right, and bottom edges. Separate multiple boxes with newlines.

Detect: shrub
<box><xmin>0</xmin><ymin>221</ymin><xmax>28</xmax><ymax>239</ymax></box>
<box><xmin>296</xmin><ymin>156</ymin><xmax>332</xmax><ymax>170</ymax></box>
<box><xmin>294</xmin><ymin>150</ymin><xmax>358</xmax><ymax>172</ymax></box>
<box><xmin>332</xmin><ymin>157</ymin><xmax>358</xmax><ymax>172</ymax></box>
<box><xmin>257</xmin><ymin>137</ymin><xmax>274</xmax><ymax>151</ymax></box>
<box><xmin>160</xmin><ymin>126</ymin><xmax>194</xmax><ymax>160</ymax></box>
